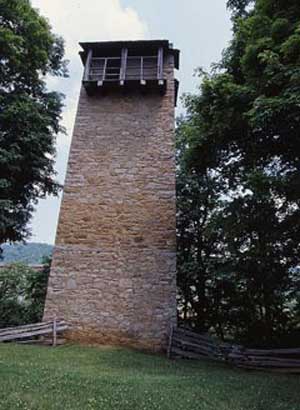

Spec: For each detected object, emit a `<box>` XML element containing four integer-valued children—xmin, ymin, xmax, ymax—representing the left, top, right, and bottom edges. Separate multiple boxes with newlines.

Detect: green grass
<box><xmin>0</xmin><ymin>344</ymin><xmax>299</xmax><ymax>410</ymax></box>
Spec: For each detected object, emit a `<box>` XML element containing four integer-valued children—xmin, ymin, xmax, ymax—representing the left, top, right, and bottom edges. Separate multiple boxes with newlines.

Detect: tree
<box><xmin>178</xmin><ymin>0</ymin><xmax>300</xmax><ymax>347</ymax></box>
<box><xmin>176</xmin><ymin>119</ymin><xmax>230</xmax><ymax>338</ymax></box>
<box><xmin>0</xmin><ymin>258</ymin><xmax>50</xmax><ymax>327</ymax></box>
<box><xmin>0</xmin><ymin>0</ymin><xmax>67</xmax><ymax>245</ymax></box>
<box><xmin>226</xmin><ymin>0</ymin><xmax>254</xmax><ymax>17</ymax></box>
<box><xmin>0</xmin><ymin>263</ymin><xmax>28</xmax><ymax>327</ymax></box>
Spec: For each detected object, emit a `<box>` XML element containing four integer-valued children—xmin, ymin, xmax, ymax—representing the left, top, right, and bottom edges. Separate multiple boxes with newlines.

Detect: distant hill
<box><xmin>0</xmin><ymin>243</ymin><xmax>53</xmax><ymax>265</ymax></box>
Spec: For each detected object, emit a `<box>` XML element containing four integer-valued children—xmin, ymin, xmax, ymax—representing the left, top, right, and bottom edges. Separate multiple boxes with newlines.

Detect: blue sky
<box><xmin>29</xmin><ymin>0</ymin><xmax>232</xmax><ymax>244</ymax></box>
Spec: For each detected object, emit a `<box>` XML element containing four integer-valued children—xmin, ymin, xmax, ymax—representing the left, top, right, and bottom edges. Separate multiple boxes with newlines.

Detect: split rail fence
<box><xmin>0</xmin><ymin>320</ymin><xmax>68</xmax><ymax>346</ymax></box>
<box><xmin>168</xmin><ymin>327</ymin><xmax>300</xmax><ymax>373</ymax></box>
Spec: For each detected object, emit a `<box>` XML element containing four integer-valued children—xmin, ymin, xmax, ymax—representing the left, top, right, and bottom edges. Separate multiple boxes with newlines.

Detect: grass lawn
<box><xmin>0</xmin><ymin>344</ymin><xmax>299</xmax><ymax>410</ymax></box>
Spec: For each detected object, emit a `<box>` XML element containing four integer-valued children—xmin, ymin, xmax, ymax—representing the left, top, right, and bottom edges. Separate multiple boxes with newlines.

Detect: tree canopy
<box><xmin>177</xmin><ymin>0</ymin><xmax>300</xmax><ymax>347</ymax></box>
<box><xmin>0</xmin><ymin>0</ymin><xmax>67</xmax><ymax>244</ymax></box>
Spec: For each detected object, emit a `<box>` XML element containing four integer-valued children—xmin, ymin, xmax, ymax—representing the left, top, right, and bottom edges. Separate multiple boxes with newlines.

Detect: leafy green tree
<box><xmin>176</xmin><ymin>120</ymin><xmax>229</xmax><ymax>337</ymax></box>
<box><xmin>0</xmin><ymin>0</ymin><xmax>67</xmax><ymax>245</ymax></box>
<box><xmin>178</xmin><ymin>0</ymin><xmax>300</xmax><ymax>347</ymax></box>
<box><xmin>0</xmin><ymin>263</ymin><xmax>28</xmax><ymax>327</ymax></box>
<box><xmin>0</xmin><ymin>258</ymin><xmax>50</xmax><ymax>327</ymax></box>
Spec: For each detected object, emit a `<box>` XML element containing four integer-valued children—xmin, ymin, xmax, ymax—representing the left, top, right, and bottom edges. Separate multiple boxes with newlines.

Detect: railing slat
<box><xmin>0</xmin><ymin>321</ymin><xmax>54</xmax><ymax>336</ymax></box>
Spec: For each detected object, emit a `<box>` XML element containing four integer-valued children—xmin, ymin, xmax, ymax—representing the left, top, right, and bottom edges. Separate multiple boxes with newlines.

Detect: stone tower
<box><xmin>44</xmin><ymin>40</ymin><xmax>180</xmax><ymax>351</ymax></box>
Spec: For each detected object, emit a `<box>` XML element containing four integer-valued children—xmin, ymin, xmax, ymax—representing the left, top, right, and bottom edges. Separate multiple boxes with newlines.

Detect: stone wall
<box><xmin>43</xmin><ymin>53</ymin><xmax>177</xmax><ymax>351</ymax></box>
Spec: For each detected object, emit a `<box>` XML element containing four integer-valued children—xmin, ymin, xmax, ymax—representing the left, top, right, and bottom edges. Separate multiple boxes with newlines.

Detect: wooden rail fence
<box><xmin>168</xmin><ymin>327</ymin><xmax>300</xmax><ymax>373</ymax></box>
<box><xmin>0</xmin><ymin>320</ymin><xmax>68</xmax><ymax>346</ymax></box>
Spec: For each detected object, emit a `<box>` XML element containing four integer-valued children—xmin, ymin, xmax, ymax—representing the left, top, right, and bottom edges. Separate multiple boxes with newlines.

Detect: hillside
<box><xmin>0</xmin><ymin>242</ymin><xmax>53</xmax><ymax>264</ymax></box>
<box><xmin>0</xmin><ymin>345</ymin><xmax>299</xmax><ymax>410</ymax></box>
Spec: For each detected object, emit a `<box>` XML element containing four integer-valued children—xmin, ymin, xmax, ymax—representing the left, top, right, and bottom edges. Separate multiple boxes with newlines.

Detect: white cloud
<box><xmin>29</xmin><ymin>0</ymin><xmax>148</xmax><ymax>243</ymax></box>
<box><xmin>32</xmin><ymin>0</ymin><xmax>148</xmax><ymax>54</ymax></box>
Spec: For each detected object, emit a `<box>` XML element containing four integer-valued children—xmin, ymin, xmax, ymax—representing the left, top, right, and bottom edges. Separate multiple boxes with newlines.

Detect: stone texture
<box><xmin>43</xmin><ymin>53</ymin><xmax>177</xmax><ymax>351</ymax></box>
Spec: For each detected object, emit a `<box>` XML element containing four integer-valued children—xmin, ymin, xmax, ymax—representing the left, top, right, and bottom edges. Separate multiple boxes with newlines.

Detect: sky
<box><xmin>29</xmin><ymin>0</ymin><xmax>232</xmax><ymax>244</ymax></box>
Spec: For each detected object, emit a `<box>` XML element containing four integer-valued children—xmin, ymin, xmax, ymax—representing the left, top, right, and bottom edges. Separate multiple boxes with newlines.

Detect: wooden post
<box><xmin>120</xmin><ymin>48</ymin><xmax>128</xmax><ymax>85</ymax></box>
<box><xmin>83</xmin><ymin>49</ymin><xmax>93</xmax><ymax>82</ymax></box>
<box><xmin>52</xmin><ymin>318</ymin><xmax>57</xmax><ymax>347</ymax></box>
<box><xmin>103</xmin><ymin>58</ymin><xmax>108</xmax><ymax>82</ymax></box>
<box><xmin>157</xmin><ymin>47</ymin><xmax>164</xmax><ymax>84</ymax></box>
<box><xmin>140</xmin><ymin>56</ymin><xmax>146</xmax><ymax>85</ymax></box>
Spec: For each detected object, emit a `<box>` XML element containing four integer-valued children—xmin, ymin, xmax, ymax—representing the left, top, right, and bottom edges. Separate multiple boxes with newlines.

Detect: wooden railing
<box><xmin>227</xmin><ymin>345</ymin><xmax>300</xmax><ymax>372</ymax></box>
<box><xmin>88</xmin><ymin>56</ymin><xmax>159</xmax><ymax>83</ymax></box>
<box><xmin>168</xmin><ymin>327</ymin><xmax>300</xmax><ymax>373</ymax></box>
<box><xmin>168</xmin><ymin>327</ymin><xmax>223</xmax><ymax>361</ymax></box>
<box><xmin>0</xmin><ymin>320</ymin><xmax>68</xmax><ymax>346</ymax></box>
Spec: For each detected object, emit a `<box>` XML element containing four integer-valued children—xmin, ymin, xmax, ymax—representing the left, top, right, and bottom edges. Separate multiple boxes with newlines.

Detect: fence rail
<box><xmin>168</xmin><ymin>327</ymin><xmax>300</xmax><ymax>373</ymax></box>
<box><xmin>0</xmin><ymin>320</ymin><xmax>68</xmax><ymax>346</ymax></box>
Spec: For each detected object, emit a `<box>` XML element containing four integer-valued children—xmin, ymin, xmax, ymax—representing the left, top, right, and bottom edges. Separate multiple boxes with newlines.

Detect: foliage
<box><xmin>0</xmin><ymin>0</ymin><xmax>68</xmax><ymax>245</ymax></box>
<box><xmin>0</xmin><ymin>263</ymin><xmax>28</xmax><ymax>327</ymax></box>
<box><xmin>0</xmin><ymin>242</ymin><xmax>53</xmax><ymax>264</ymax></box>
<box><xmin>177</xmin><ymin>0</ymin><xmax>300</xmax><ymax>347</ymax></box>
<box><xmin>0</xmin><ymin>345</ymin><xmax>299</xmax><ymax>410</ymax></box>
<box><xmin>176</xmin><ymin>122</ymin><xmax>228</xmax><ymax>337</ymax></box>
<box><xmin>227</xmin><ymin>0</ymin><xmax>254</xmax><ymax>17</ymax></box>
<box><xmin>0</xmin><ymin>258</ymin><xmax>50</xmax><ymax>327</ymax></box>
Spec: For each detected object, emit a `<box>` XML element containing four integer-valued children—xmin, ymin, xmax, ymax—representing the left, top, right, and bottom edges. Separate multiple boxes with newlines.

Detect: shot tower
<box><xmin>44</xmin><ymin>40</ymin><xmax>180</xmax><ymax>351</ymax></box>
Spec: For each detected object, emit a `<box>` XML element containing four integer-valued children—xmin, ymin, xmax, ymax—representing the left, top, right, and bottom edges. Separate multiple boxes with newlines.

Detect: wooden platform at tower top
<box><xmin>79</xmin><ymin>39</ymin><xmax>180</xmax><ymax>104</ymax></box>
